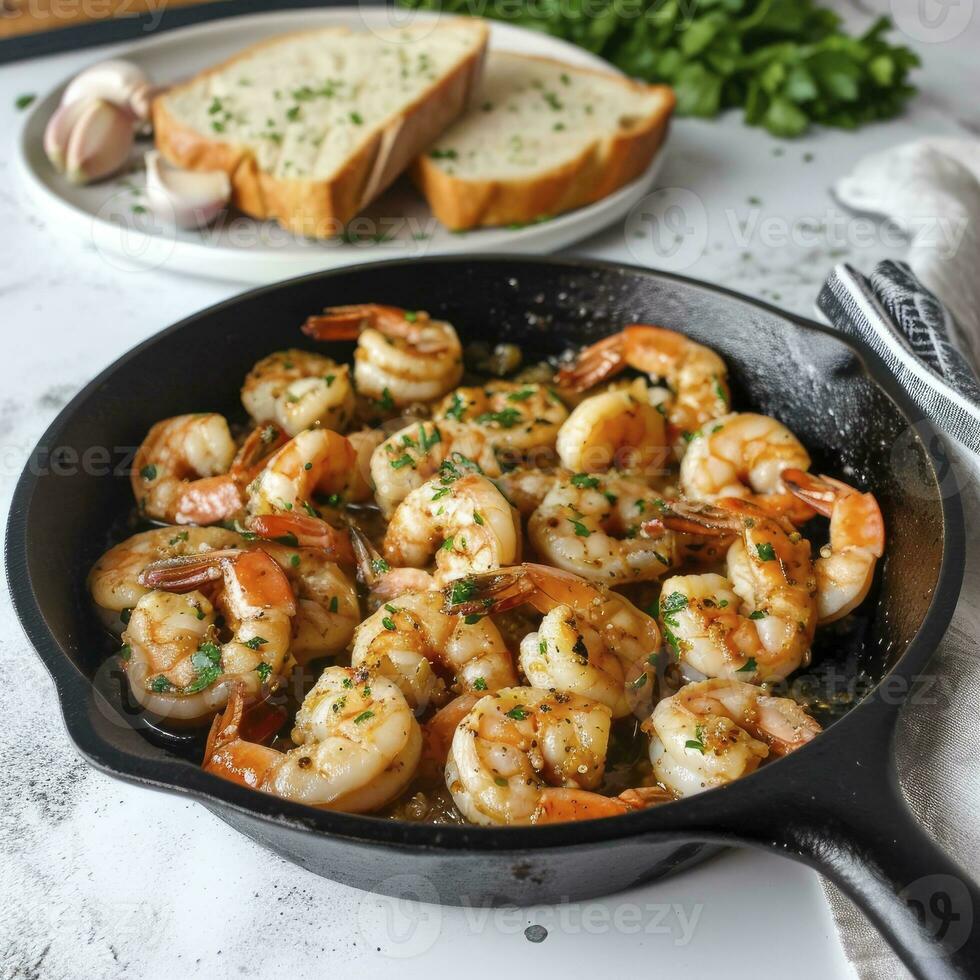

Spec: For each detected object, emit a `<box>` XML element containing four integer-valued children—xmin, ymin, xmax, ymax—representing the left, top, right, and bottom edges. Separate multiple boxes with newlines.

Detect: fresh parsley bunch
<box><xmin>398</xmin><ymin>0</ymin><xmax>920</xmax><ymax>137</ymax></box>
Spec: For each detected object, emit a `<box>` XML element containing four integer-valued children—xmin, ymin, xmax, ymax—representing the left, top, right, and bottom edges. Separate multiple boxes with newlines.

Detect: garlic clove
<box><xmin>44</xmin><ymin>98</ymin><xmax>93</xmax><ymax>173</ymax></box>
<box><xmin>144</xmin><ymin>150</ymin><xmax>231</xmax><ymax>229</ymax></box>
<box><xmin>62</xmin><ymin>59</ymin><xmax>153</xmax><ymax>122</ymax></box>
<box><xmin>64</xmin><ymin>99</ymin><xmax>135</xmax><ymax>184</ymax></box>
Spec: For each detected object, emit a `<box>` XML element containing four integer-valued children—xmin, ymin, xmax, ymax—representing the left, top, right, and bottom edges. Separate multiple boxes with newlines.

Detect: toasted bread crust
<box><xmin>411</xmin><ymin>58</ymin><xmax>675</xmax><ymax>231</ymax></box>
<box><xmin>152</xmin><ymin>23</ymin><xmax>488</xmax><ymax>238</ymax></box>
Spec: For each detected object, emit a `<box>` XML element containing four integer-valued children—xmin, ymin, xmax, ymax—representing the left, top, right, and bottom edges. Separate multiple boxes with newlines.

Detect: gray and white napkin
<box><xmin>816</xmin><ymin>259</ymin><xmax>980</xmax><ymax>978</ymax></box>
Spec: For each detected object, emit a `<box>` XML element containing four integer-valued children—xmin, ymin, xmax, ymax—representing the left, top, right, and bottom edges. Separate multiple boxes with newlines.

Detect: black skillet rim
<box><xmin>6</xmin><ymin>253</ymin><xmax>966</xmax><ymax>852</ymax></box>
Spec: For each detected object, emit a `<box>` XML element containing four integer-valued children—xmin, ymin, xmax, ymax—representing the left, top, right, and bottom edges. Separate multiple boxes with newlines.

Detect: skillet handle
<box><xmin>716</xmin><ymin>701</ymin><xmax>980</xmax><ymax>980</ymax></box>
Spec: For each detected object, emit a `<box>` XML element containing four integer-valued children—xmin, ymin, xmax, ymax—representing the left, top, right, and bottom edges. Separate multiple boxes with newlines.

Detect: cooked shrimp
<box><xmin>241</xmin><ymin>349</ymin><xmax>355</xmax><ymax>436</ymax></box>
<box><xmin>346</xmin><ymin>427</ymin><xmax>385</xmax><ymax>502</ymax></box>
<box><xmin>303</xmin><ymin>304</ymin><xmax>463</xmax><ymax>407</ymax></box>
<box><xmin>124</xmin><ymin>549</ymin><xmax>295</xmax><ymax>722</ymax></box>
<box><xmin>247</xmin><ymin>428</ymin><xmax>356</xmax><ymax>515</ymax></box>
<box><xmin>649</xmin><ymin>499</ymin><xmax>817</xmax><ymax>682</ymax></box>
<box><xmin>383</xmin><ymin>473</ymin><xmax>521</xmax><ymax>586</ymax></box>
<box><xmin>645</xmin><ymin>678</ymin><xmax>821</xmax><ymax>797</ymax></box>
<box><xmin>529</xmin><ymin>472</ymin><xmax>699</xmax><ymax>586</ymax></box>
<box><xmin>492</xmin><ymin>466</ymin><xmax>566</xmax><ymax>517</ymax></box>
<box><xmin>446</xmin><ymin>563</ymin><xmax>661</xmax><ymax>718</ymax></box>
<box><xmin>679</xmin><ymin>412</ymin><xmax>815</xmax><ymax>522</ymax></box>
<box><xmin>257</xmin><ymin>540</ymin><xmax>360</xmax><ymax>663</ymax></box>
<box><xmin>88</xmin><ymin>526</ymin><xmax>246</xmax><ymax>632</ymax></box>
<box><xmin>556</xmin><ymin>325</ymin><xmax>730</xmax><ymax>441</ymax></box>
<box><xmin>371</xmin><ymin>419</ymin><xmax>500</xmax><ymax>518</ymax></box>
<box><xmin>204</xmin><ymin>667</ymin><xmax>422</xmax><ymax>812</ymax></box>
<box><xmin>783</xmin><ymin>469</ymin><xmax>885</xmax><ymax>624</ymax></box>
<box><xmin>555</xmin><ymin>378</ymin><xmax>669</xmax><ymax>474</ymax></box>
<box><xmin>444</xmin><ymin>687</ymin><xmax>612</xmax><ymax>825</ymax></box>
<box><xmin>434</xmin><ymin>382</ymin><xmax>568</xmax><ymax>459</ymax></box>
<box><xmin>422</xmin><ymin>693</ymin><xmax>480</xmax><ymax>764</ymax></box>
<box><xmin>350</xmin><ymin>591</ymin><xmax>516</xmax><ymax>710</ymax></box>
<box><xmin>132</xmin><ymin>413</ymin><xmax>237</xmax><ymax>524</ymax></box>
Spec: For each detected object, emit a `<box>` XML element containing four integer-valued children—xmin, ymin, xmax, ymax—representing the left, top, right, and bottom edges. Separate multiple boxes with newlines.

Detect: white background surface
<box><xmin>1</xmin><ymin>1</ymin><xmax>977</xmax><ymax>976</ymax></box>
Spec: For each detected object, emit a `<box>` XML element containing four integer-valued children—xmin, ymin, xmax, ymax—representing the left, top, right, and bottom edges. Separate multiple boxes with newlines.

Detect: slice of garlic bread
<box><xmin>153</xmin><ymin>19</ymin><xmax>488</xmax><ymax>237</ymax></box>
<box><xmin>412</xmin><ymin>51</ymin><xmax>674</xmax><ymax>230</ymax></box>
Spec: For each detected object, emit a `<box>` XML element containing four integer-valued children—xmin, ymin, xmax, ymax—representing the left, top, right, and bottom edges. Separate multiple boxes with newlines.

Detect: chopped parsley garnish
<box><xmin>329</xmin><ymin>596</ymin><xmax>339</xmax><ymax>613</ymax></box>
<box><xmin>139</xmin><ymin>464</ymin><xmax>157</xmax><ymax>481</ymax></box>
<box><xmin>570</xmin><ymin>473</ymin><xmax>600</xmax><ymax>489</ymax></box>
<box><xmin>475</xmin><ymin>407</ymin><xmax>523</xmax><ymax>429</ymax></box>
<box><xmin>382</xmin><ymin>616</ymin><xmax>397</xmax><ymax>631</ymax></box>
<box><xmin>390</xmin><ymin>454</ymin><xmax>415</xmax><ymax>470</ymax></box>
<box><xmin>685</xmin><ymin>725</ymin><xmax>706</xmax><ymax>753</ymax></box>
<box><xmin>353</xmin><ymin>710</ymin><xmax>374</xmax><ymax>724</ymax></box>
<box><xmin>507</xmin><ymin>387</ymin><xmax>536</xmax><ymax>402</ymax></box>
<box><xmin>748</xmin><ymin>610</ymin><xmax>767</xmax><ymax>620</ymax></box>
<box><xmin>473</xmin><ymin>511</ymin><xmax>484</xmax><ymax>526</ymax></box>
<box><xmin>755</xmin><ymin>542</ymin><xmax>777</xmax><ymax>562</ymax></box>
<box><xmin>244</xmin><ymin>636</ymin><xmax>268</xmax><ymax>650</ymax></box>
<box><xmin>567</xmin><ymin>518</ymin><xmax>591</xmax><ymax>537</ymax></box>
<box><xmin>444</xmin><ymin>392</ymin><xmax>467</xmax><ymax>421</ymax></box>
<box><xmin>376</xmin><ymin>387</ymin><xmax>395</xmax><ymax>412</ymax></box>
<box><xmin>737</xmin><ymin>658</ymin><xmax>759</xmax><ymax>673</ymax></box>
<box><xmin>371</xmin><ymin>557</ymin><xmax>390</xmax><ymax>575</ymax></box>
<box><xmin>473</xmin><ymin>677</ymin><xmax>488</xmax><ymax>691</ymax></box>
<box><xmin>448</xmin><ymin>578</ymin><xmax>475</xmax><ymax>606</ymax></box>
<box><xmin>185</xmin><ymin>641</ymin><xmax>223</xmax><ymax>693</ymax></box>
<box><xmin>505</xmin><ymin>706</ymin><xmax>528</xmax><ymax>721</ymax></box>
<box><xmin>275</xmin><ymin>532</ymin><xmax>299</xmax><ymax>547</ymax></box>
<box><xmin>463</xmin><ymin>614</ymin><xmax>483</xmax><ymax>625</ymax></box>
<box><xmin>255</xmin><ymin>662</ymin><xmax>273</xmax><ymax>682</ymax></box>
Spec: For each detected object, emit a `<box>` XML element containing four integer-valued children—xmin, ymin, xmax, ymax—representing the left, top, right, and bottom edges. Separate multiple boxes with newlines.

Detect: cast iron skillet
<box><xmin>7</xmin><ymin>256</ymin><xmax>977</xmax><ymax>978</ymax></box>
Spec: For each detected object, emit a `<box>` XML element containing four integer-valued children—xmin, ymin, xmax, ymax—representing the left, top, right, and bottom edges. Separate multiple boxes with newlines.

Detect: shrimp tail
<box><xmin>350</xmin><ymin>524</ymin><xmax>386</xmax><ymax>588</ymax></box>
<box><xmin>204</xmin><ymin>685</ymin><xmax>284</xmax><ymax>788</ymax></box>
<box><xmin>532</xmin><ymin>786</ymin><xmax>671</xmax><ymax>823</ymax></box>
<box><xmin>441</xmin><ymin>565</ymin><xmax>535</xmax><ymax>616</ymax></box>
<box><xmin>554</xmin><ymin>333</ymin><xmax>627</xmax><ymax>391</ymax></box>
<box><xmin>302</xmin><ymin>304</ymin><xmax>431</xmax><ymax>341</ymax></box>
<box><xmin>781</xmin><ymin>468</ymin><xmax>835</xmax><ymax>512</ymax></box>
<box><xmin>246</xmin><ymin>513</ymin><xmax>355</xmax><ymax>566</ymax></box>
<box><xmin>137</xmin><ymin>549</ymin><xmax>236</xmax><ymax>590</ymax></box>
<box><xmin>232</xmin><ymin>423</ymin><xmax>289</xmax><ymax>481</ymax></box>
<box><xmin>140</xmin><ymin>548</ymin><xmax>296</xmax><ymax>614</ymax></box>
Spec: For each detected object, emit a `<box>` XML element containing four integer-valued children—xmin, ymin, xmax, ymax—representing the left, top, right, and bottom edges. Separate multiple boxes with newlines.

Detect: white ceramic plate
<box><xmin>17</xmin><ymin>7</ymin><xmax>666</xmax><ymax>284</ymax></box>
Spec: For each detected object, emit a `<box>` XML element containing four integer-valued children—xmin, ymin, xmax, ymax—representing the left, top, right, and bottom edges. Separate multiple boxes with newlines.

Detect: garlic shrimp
<box><xmin>446</xmin><ymin>688</ymin><xmax>666</xmax><ymax>825</ymax></box>
<box><xmin>649</xmin><ymin>499</ymin><xmax>817</xmax><ymax>682</ymax></box>
<box><xmin>204</xmin><ymin>667</ymin><xmax>422</xmax><ymax>812</ymax></box>
<box><xmin>350</xmin><ymin>590</ymin><xmax>516</xmax><ymax>710</ymax></box>
<box><xmin>241</xmin><ymin>349</ymin><xmax>355</xmax><ymax>436</ymax></box>
<box><xmin>645</xmin><ymin>678</ymin><xmax>820</xmax><ymax>797</ymax></box>
<box><xmin>784</xmin><ymin>469</ymin><xmax>885</xmax><ymax>624</ymax></box>
<box><xmin>303</xmin><ymin>304</ymin><xmax>463</xmax><ymax>408</ymax></box>
<box><xmin>124</xmin><ymin>548</ymin><xmax>296</xmax><ymax>722</ymax></box>
<box><xmin>446</xmin><ymin>563</ymin><xmax>661</xmax><ymax>718</ymax></box>
<box><xmin>383</xmin><ymin>473</ymin><xmax>521</xmax><ymax>586</ymax></box>
<box><xmin>247</xmin><ymin>427</ymin><xmax>357</xmax><ymax>515</ymax></box>
<box><xmin>371</xmin><ymin>419</ymin><xmax>500</xmax><ymax>518</ymax></box>
<box><xmin>88</xmin><ymin>526</ymin><xmax>247</xmax><ymax>632</ymax></box>
<box><xmin>556</xmin><ymin>324</ymin><xmax>730</xmax><ymax>442</ymax></box>
<box><xmin>555</xmin><ymin>378</ymin><xmax>669</xmax><ymax>473</ymax></box>
<box><xmin>434</xmin><ymin>381</ymin><xmax>568</xmax><ymax>459</ymax></box>
<box><xmin>679</xmin><ymin>412</ymin><xmax>815</xmax><ymax>522</ymax></box>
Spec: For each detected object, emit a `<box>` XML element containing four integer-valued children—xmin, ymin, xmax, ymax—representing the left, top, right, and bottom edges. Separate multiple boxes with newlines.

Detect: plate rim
<box><xmin>16</xmin><ymin>7</ymin><xmax>670</xmax><ymax>284</ymax></box>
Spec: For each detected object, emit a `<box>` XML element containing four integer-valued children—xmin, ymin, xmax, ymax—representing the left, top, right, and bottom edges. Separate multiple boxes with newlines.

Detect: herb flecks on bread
<box><xmin>153</xmin><ymin>20</ymin><xmax>488</xmax><ymax>237</ymax></box>
<box><xmin>413</xmin><ymin>51</ymin><xmax>674</xmax><ymax>231</ymax></box>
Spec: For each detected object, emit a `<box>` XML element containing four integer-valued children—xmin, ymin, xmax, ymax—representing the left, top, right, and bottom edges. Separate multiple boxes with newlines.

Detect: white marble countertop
<box><xmin>1</xmin><ymin>3</ymin><xmax>977</xmax><ymax>977</ymax></box>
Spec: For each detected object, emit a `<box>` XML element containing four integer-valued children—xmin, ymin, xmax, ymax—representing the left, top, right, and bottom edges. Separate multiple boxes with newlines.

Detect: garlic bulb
<box><xmin>144</xmin><ymin>151</ymin><xmax>231</xmax><ymax>229</ymax></box>
<box><xmin>62</xmin><ymin>59</ymin><xmax>155</xmax><ymax>122</ymax></box>
<box><xmin>44</xmin><ymin>97</ymin><xmax>135</xmax><ymax>184</ymax></box>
